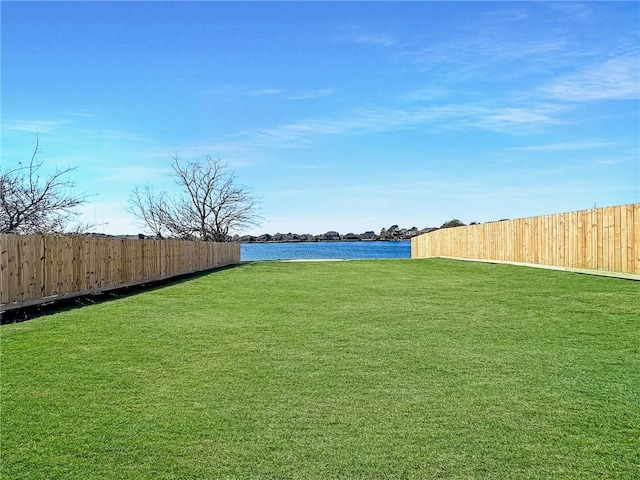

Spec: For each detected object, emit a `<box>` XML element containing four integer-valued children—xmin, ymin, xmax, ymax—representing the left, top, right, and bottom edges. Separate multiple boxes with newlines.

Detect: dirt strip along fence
<box><xmin>411</xmin><ymin>204</ymin><xmax>640</xmax><ymax>277</ymax></box>
<box><xmin>1</xmin><ymin>234</ymin><xmax>240</xmax><ymax>311</ymax></box>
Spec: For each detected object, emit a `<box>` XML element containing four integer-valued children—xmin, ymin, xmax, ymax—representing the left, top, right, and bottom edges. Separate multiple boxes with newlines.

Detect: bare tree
<box><xmin>0</xmin><ymin>137</ymin><xmax>89</xmax><ymax>234</ymax></box>
<box><xmin>128</xmin><ymin>184</ymin><xmax>168</xmax><ymax>238</ymax></box>
<box><xmin>128</xmin><ymin>155</ymin><xmax>261</xmax><ymax>241</ymax></box>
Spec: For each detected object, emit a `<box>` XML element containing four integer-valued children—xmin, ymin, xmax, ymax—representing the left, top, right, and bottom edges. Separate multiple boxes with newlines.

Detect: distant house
<box><xmin>400</xmin><ymin>227</ymin><xmax>420</xmax><ymax>240</ymax></box>
<box><xmin>323</xmin><ymin>231</ymin><xmax>341</xmax><ymax>241</ymax></box>
<box><xmin>238</xmin><ymin>235</ymin><xmax>257</xmax><ymax>243</ymax></box>
<box><xmin>342</xmin><ymin>232</ymin><xmax>360</xmax><ymax>241</ymax></box>
<box><xmin>361</xmin><ymin>231</ymin><xmax>377</xmax><ymax>241</ymax></box>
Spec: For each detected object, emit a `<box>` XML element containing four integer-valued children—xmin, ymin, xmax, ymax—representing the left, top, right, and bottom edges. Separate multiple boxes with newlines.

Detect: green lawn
<box><xmin>1</xmin><ymin>259</ymin><xmax>639</xmax><ymax>479</ymax></box>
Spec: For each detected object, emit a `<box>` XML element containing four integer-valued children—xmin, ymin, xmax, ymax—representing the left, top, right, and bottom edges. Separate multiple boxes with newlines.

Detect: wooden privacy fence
<box><xmin>0</xmin><ymin>235</ymin><xmax>240</xmax><ymax>310</ymax></box>
<box><xmin>411</xmin><ymin>204</ymin><xmax>640</xmax><ymax>277</ymax></box>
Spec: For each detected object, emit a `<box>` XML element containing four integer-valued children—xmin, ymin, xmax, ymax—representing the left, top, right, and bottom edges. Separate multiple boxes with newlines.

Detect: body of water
<box><xmin>241</xmin><ymin>241</ymin><xmax>411</xmax><ymax>261</ymax></box>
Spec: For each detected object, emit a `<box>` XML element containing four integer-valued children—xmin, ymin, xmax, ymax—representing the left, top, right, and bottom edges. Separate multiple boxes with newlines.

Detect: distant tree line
<box><xmin>235</xmin><ymin>219</ymin><xmax>479</xmax><ymax>244</ymax></box>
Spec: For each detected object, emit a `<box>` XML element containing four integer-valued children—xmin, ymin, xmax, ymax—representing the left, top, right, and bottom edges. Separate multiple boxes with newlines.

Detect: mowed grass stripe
<box><xmin>1</xmin><ymin>259</ymin><xmax>638</xmax><ymax>479</ymax></box>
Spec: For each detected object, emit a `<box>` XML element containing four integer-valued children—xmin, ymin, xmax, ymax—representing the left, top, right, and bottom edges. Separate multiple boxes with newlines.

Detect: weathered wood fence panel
<box><xmin>411</xmin><ymin>204</ymin><xmax>640</xmax><ymax>277</ymax></box>
<box><xmin>0</xmin><ymin>235</ymin><xmax>240</xmax><ymax>310</ymax></box>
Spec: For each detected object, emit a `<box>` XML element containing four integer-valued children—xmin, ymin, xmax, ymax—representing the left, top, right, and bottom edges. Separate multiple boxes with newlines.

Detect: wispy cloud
<box><xmin>596</xmin><ymin>155</ymin><xmax>637</xmax><ymax>167</ymax></box>
<box><xmin>541</xmin><ymin>54</ymin><xmax>640</xmax><ymax>102</ymax></box>
<box><xmin>77</xmin><ymin>128</ymin><xmax>151</xmax><ymax>143</ymax></box>
<box><xmin>477</xmin><ymin>105</ymin><xmax>567</xmax><ymax>131</ymax></box>
<box><xmin>53</xmin><ymin>109</ymin><xmax>97</xmax><ymax>118</ymax></box>
<box><xmin>248</xmin><ymin>107</ymin><xmax>440</xmax><ymax>146</ymax></box>
<box><xmin>206</xmin><ymin>85</ymin><xmax>333</xmax><ymax>101</ymax></box>
<box><xmin>2</xmin><ymin>118</ymin><xmax>150</xmax><ymax>145</ymax></box>
<box><xmin>231</xmin><ymin>102</ymin><xmax>566</xmax><ymax>149</ymax></box>
<box><xmin>401</xmin><ymin>87</ymin><xmax>452</xmax><ymax>103</ymax></box>
<box><xmin>2</xmin><ymin>119</ymin><xmax>69</xmax><ymax>133</ymax></box>
<box><xmin>399</xmin><ymin>9</ymin><xmax>569</xmax><ymax>80</ymax></box>
<box><xmin>175</xmin><ymin>106</ymin><xmax>450</xmax><ymax>153</ymax></box>
<box><xmin>338</xmin><ymin>26</ymin><xmax>399</xmax><ymax>47</ymax></box>
<box><xmin>287</xmin><ymin>89</ymin><xmax>335</xmax><ymax>100</ymax></box>
<box><xmin>513</xmin><ymin>141</ymin><xmax>618</xmax><ymax>152</ymax></box>
<box><xmin>487</xmin><ymin>108</ymin><xmax>557</xmax><ymax>124</ymax></box>
<box><xmin>349</xmin><ymin>32</ymin><xmax>398</xmax><ymax>47</ymax></box>
<box><xmin>405</xmin><ymin>36</ymin><xmax>571</xmax><ymax>88</ymax></box>
<box><xmin>247</xmin><ymin>88</ymin><xmax>283</xmax><ymax>96</ymax></box>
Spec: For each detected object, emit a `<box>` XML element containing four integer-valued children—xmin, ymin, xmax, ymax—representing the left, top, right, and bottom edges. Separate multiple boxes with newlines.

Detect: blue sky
<box><xmin>2</xmin><ymin>1</ymin><xmax>639</xmax><ymax>236</ymax></box>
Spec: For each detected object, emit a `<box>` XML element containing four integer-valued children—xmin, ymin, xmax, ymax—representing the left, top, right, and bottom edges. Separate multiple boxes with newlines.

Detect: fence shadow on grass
<box><xmin>0</xmin><ymin>263</ymin><xmax>244</xmax><ymax>325</ymax></box>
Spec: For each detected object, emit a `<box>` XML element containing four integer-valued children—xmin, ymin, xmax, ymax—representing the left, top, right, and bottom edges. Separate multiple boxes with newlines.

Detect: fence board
<box><xmin>411</xmin><ymin>204</ymin><xmax>640</xmax><ymax>277</ymax></box>
<box><xmin>0</xmin><ymin>236</ymin><xmax>9</xmax><ymax>305</ymax></box>
<box><xmin>635</xmin><ymin>204</ymin><xmax>640</xmax><ymax>274</ymax></box>
<box><xmin>1</xmin><ymin>235</ymin><xmax>240</xmax><ymax>310</ymax></box>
